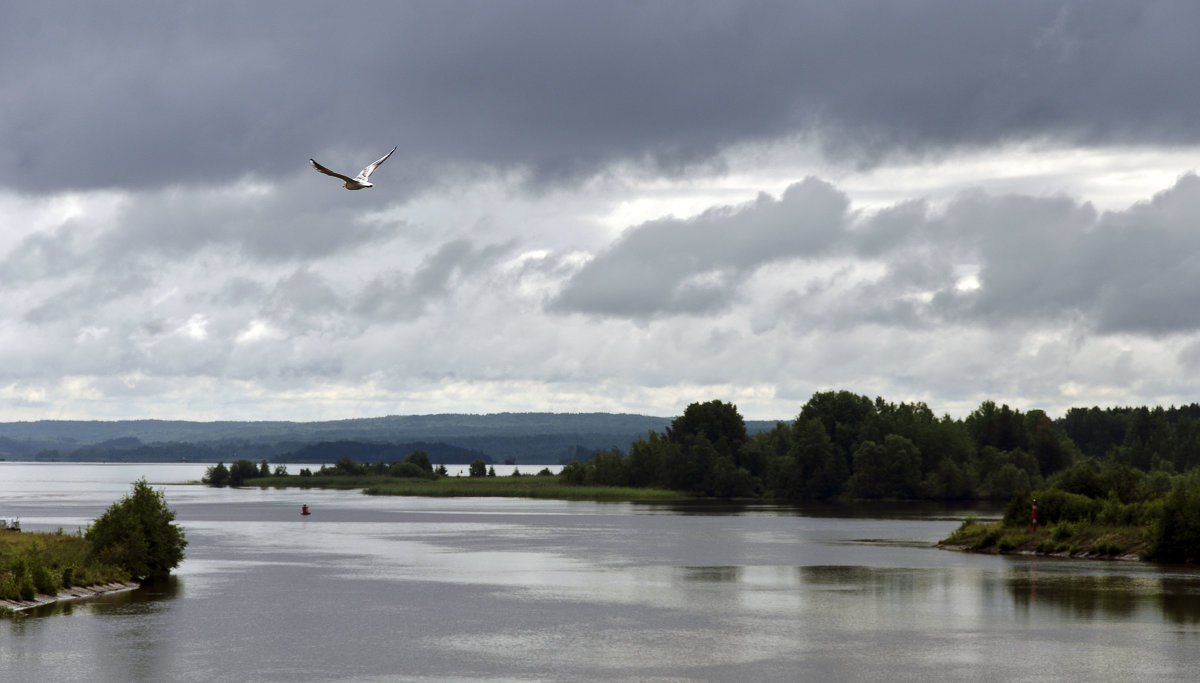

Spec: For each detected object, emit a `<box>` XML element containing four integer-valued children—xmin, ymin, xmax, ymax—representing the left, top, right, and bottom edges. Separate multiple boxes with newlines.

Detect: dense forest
<box><xmin>559</xmin><ymin>392</ymin><xmax>1200</xmax><ymax>503</ymax></box>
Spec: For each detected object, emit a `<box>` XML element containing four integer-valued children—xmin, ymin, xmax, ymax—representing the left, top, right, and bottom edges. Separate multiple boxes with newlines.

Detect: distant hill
<box><xmin>0</xmin><ymin>413</ymin><xmax>785</xmax><ymax>464</ymax></box>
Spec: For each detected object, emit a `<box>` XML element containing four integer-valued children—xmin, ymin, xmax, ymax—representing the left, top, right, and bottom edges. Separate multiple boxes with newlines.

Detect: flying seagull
<box><xmin>309</xmin><ymin>146</ymin><xmax>397</xmax><ymax>190</ymax></box>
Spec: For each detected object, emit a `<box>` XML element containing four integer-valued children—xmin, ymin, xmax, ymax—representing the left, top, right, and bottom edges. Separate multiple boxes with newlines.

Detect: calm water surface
<box><xmin>3</xmin><ymin>463</ymin><xmax>1200</xmax><ymax>682</ymax></box>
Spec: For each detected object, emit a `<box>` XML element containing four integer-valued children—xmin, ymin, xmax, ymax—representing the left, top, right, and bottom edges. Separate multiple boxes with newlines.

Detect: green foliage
<box><xmin>228</xmin><ymin>459</ymin><xmax>261</xmax><ymax>486</ymax></box>
<box><xmin>0</xmin><ymin>557</ymin><xmax>37</xmax><ymax>601</ymax></box>
<box><xmin>782</xmin><ymin>418</ymin><xmax>844</xmax><ymax>500</ymax></box>
<box><xmin>388</xmin><ymin>461</ymin><xmax>430</xmax><ymax>478</ymax></box>
<box><xmin>333</xmin><ymin>457</ymin><xmax>365</xmax><ymax>476</ymax></box>
<box><xmin>667</xmin><ymin>400</ymin><xmax>748</xmax><ymax>460</ymax></box>
<box><xmin>1005</xmin><ymin>489</ymin><xmax>1101</xmax><ymax>526</ymax></box>
<box><xmin>85</xmin><ymin>479</ymin><xmax>187</xmax><ymax>581</ymax></box>
<box><xmin>468</xmin><ymin>459</ymin><xmax>488</xmax><ymax>477</ymax></box>
<box><xmin>203</xmin><ymin>461</ymin><xmax>230</xmax><ymax>487</ymax></box>
<box><xmin>403</xmin><ymin>449</ymin><xmax>433</xmax><ymax>474</ymax></box>
<box><xmin>846</xmin><ymin>435</ymin><xmax>922</xmax><ymax>499</ymax></box>
<box><xmin>1148</xmin><ymin>475</ymin><xmax>1200</xmax><ymax>563</ymax></box>
<box><xmin>1052</xmin><ymin>522</ymin><xmax>1077</xmax><ymax>542</ymax></box>
<box><xmin>0</xmin><ymin>529</ymin><xmax>134</xmax><ymax>601</ymax></box>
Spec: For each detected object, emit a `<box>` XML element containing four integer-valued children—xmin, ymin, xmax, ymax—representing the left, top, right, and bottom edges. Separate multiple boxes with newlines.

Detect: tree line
<box><xmin>559</xmin><ymin>392</ymin><xmax>1200</xmax><ymax>502</ymax></box>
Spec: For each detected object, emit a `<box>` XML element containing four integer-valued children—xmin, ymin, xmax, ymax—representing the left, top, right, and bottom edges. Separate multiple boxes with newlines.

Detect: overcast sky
<box><xmin>3</xmin><ymin>1</ymin><xmax>1200</xmax><ymax>422</ymax></box>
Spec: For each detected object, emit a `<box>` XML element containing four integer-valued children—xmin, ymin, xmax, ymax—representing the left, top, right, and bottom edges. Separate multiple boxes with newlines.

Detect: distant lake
<box><xmin>4</xmin><ymin>462</ymin><xmax>1200</xmax><ymax>681</ymax></box>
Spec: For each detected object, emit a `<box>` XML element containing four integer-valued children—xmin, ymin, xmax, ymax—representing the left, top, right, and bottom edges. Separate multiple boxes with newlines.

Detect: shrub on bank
<box><xmin>85</xmin><ymin>479</ymin><xmax>187</xmax><ymax>582</ymax></box>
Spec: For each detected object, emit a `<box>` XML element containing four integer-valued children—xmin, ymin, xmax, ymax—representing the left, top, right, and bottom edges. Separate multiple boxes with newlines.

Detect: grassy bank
<box><xmin>361</xmin><ymin>476</ymin><xmax>685</xmax><ymax>501</ymax></box>
<box><xmin>246</xmin><ymin>472</ymin><xmax>686</xmax><ymax>501</ymax></box>
<box><xmin>939</xmin><ymin>516</ymin><xmax>1149</xmax><ymax>560</ymax></box>
<box><xmin>0</xmin><ymin>530</ymin><xmax>131</xmax><ymax>605</ymax></box>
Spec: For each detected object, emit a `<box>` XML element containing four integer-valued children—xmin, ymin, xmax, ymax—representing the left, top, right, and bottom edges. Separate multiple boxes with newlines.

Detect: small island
<box><xmin>1</xmin><ymin>479</ymin><xmax>187</xmax><ymax>614</ymax></box>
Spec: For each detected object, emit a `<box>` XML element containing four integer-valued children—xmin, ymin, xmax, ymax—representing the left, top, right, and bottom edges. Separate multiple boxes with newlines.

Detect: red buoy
<box><xmin>301</xmin><ymin>504</ymin><xmax>310</xmax><ymax>516</ymax></box>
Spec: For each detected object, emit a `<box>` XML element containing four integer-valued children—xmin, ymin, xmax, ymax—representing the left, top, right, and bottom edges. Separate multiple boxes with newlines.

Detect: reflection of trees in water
<box><xmin>680</xmin><ymin>566</ymin><xmax>742</xmax><ymax>583</ymax></box>
<box><xmin>797</xmin><ymin>565</ymin><xmax>932</xmax><ymax>598</ymax></box>
<box><xmin>1155</xmin><ymin>578</ymin><xmax>1200</xmax><ymax>624</ymax></box>
<box><xmin>1005</xmin><ymin>564</ymin><xmax>1200</xmax><ymax>624</ymax></box>
<box><xmin>1006</xmin><ymin>568</ymin><xmax>1155</xmax><ymax>620</ymax></box>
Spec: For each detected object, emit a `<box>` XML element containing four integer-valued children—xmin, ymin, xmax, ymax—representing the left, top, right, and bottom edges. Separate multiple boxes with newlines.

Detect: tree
<box><xmin>388</xmin><ymin>461</ymin><xmax>428</xmax><ymax>478</ymax></box>
<box><xmin>259</xmin><ymin>459</ymin><xmax>271</xmax><ymax>477</ymax></box>
<box><xmin>668</xmin><ymin>400</ymin><xmax>748</xmax><ymax>459</ymax></box>
<box><xmin>229</xmin><ymin>459</ymin><xmax>259</xmax><ymax>486</ymax></box>
<box><xmin>86</xmin><ymin>479</ymin><xmax>187</xmax><ymax>582</ymax></box>
<box><xmin>404</xmin><ymin>449</ymin><xmax>433</xmax><ymax>474</ymax></box>
<box><xmin>203</xmin><ymin>462</ymin><xmax>230</xmax><ymax>487</ymax></box>
<box><xmin>791</xmin><ymin>417</ymin><xmax>846</xmax><ymax>500</ymax></box>
<box><xmin>469</xmin><ymin>459</ymin><xmax>488</xmax><ymax>477</ymax></box>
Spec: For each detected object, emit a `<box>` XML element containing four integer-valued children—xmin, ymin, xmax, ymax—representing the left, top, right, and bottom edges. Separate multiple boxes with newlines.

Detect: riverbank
<box><xmin>1</xmin><ymin>581</ymin><xmax>140</xmax><ymax>614</ymax></box>
<box><xmin>938</xmin><ymin>517</ymin><xmax>1147</xmax><ymax>561</ymax></box>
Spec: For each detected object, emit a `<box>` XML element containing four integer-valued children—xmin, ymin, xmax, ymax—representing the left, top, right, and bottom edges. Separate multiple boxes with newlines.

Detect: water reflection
<box><xmin>680</xmin><ymin>565</ymin><xmax>742</xmax><ymax>582</ymax></box>
<box><xmin>8</xmin><ymin>465</ymin><xmax>1200</xmax><ymax>681</ymax></box>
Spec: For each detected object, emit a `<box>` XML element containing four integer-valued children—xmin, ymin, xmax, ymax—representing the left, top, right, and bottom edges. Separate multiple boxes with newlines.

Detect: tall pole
<box><xmin>1032</xmin><ymin>498</ymin><xmax>1038</xmax><ymax>532</ymax></box>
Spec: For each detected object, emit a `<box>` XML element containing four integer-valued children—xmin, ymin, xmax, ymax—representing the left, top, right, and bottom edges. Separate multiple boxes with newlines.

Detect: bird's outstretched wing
<box><xmin>310</xmin><ymin>158</ymin><xmax>356</xmax><ymax>184</ymax></box>
<box><xmin>356</xmin><ymin>146</ymin><xmax>397</xmax><ymax>181</ymax></box>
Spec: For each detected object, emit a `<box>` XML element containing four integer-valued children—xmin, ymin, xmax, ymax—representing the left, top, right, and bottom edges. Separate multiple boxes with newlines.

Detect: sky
<box><xmin>3</xmin><ymin>1</ymin><xmax>1200</xmax><ymax>423</ymax></box>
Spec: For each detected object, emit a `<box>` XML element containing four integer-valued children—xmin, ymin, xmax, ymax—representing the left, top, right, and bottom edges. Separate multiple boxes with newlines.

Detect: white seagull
<box><xmin>309</xmin><ymin>146</ymin><xmax>397</xmax><ymax>190</ymax></box>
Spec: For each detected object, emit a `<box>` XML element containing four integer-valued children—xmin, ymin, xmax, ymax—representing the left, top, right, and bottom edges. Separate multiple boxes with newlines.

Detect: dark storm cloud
<box><xmin>4</xmin><ymin>2</ymin><xmax>1200</xmax><ymax>194</ymax></box>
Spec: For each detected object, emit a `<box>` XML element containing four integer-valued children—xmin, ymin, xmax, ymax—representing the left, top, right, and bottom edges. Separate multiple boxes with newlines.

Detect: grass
<box><xmin>0</xmin><ymin>529</ymin><xmax>131</xmax><ymax>603</ymax></box>
<box><xmin>245</xmin><ymin>472</ymin><xmax>688</xmax><ymax>501</ymax></box>
<box><xmin>941</xmin><ymin>517</ymin><xmax>1150</xmax><ymax>559</ymax></box>
<box><xmin>362</xmin><ymin>477</ymin><xmax>686</xmax><ymax>501</ymax></box>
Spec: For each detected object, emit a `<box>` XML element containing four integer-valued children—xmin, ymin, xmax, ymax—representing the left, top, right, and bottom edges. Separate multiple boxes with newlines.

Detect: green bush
<box><xmin>86</xmin><ymin>479</ymin><xmax>187</xmax><ymax>581</ymax></box>
<box><xmin>388</xmin><ymin>461</ymin><xmax>428</xmax><ymax>478</ymax></box>
<box><xmin>1005</xmin><ymin>489</ymin><xmax>1101</xmax><ymax>526</ymax></box>
<box><xmin>31</xmin><ymin>561</ymin><xmax>57</xmax><ymax>595</ymax></box>
<box><xmin>4</xmin><ymin>557</ymin><xmax>37</xmax><ymax>601</ymax></box>
<box><xmin>203</xmin><ymin>461</ymin><xmax>230</xmax><ymax>487</ymax></box>
<box><xmin>1148</xmin><ymin>476</ymin><xmax>1200</xmax><ymax>563</ymax></box>
<box><xmin>1051</xmin><ymin>522</ymin><xmax>1076</xmax><ymax>542</ymax></box>
<box><xmin>403</xmin><ymin>450</ymin><xmax>433</xmax><ymax>474</ymax></box>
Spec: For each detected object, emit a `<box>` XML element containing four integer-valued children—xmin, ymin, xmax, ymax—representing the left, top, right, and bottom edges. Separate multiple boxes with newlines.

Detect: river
<box><xmin>3</xmin><ymin>462</ymin><xmax>1200</xmax><ymax>681</ymax></box>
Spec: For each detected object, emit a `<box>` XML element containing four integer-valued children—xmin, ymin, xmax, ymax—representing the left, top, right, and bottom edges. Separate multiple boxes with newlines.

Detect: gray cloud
<box><xmin>552</xmin><ymin>173</ymin><xmax>1200</xmax><ymax>338</ymax></box>
<box><xmin>552</xmin><ymin>178</ymin><xmax>848</xmax><ymax>317</ymax></box>
<box><xmin>4</xmin><ymin>2</ymin><xmax>1200</xmax><ymax>194</ymax></box>
<box><xmin>355</xmin><ymin>239</ymin><xmax>515</xmax><ymax>322</ymax></box>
